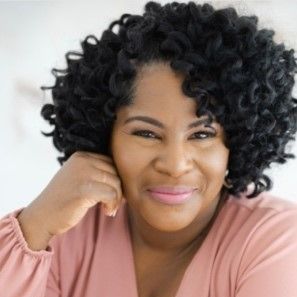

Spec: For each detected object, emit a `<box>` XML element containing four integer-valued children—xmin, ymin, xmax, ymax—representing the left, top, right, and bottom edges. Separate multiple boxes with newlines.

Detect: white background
<box><xmin>0</xmin><ymin>0</ymin><xmax>296</xmax><ymax>217</ymax></box>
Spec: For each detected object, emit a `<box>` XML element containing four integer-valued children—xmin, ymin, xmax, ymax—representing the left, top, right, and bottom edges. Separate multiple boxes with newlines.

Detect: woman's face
<box><xmin>110</xmin><ymin>62</ymin><xmax>229</xmax><ymax>232</ymax></box>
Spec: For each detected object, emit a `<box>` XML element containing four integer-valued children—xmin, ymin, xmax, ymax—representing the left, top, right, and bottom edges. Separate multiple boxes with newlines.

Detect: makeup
<box><xmin>147</xmin><ymin>189</ymin><xmax>195</xmax><ymax>205</ymax></box>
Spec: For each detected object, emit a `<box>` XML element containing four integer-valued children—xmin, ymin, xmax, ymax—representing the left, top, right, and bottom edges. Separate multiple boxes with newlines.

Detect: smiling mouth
<box><xmin>147</xmin><ymin>189</ymin><xmax>195</xmax><ymax>205</ymax></box>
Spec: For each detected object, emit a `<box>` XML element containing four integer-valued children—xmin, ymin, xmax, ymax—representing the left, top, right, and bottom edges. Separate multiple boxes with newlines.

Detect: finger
<box><xmin>85</xmin><ymin>181</ymin><xmax>118</xmax><ymax>209</ymax></box>
<box><xmin>90</xmin><ymin>167</ymin><xmax>123</xmax><ymax>206</ymax></box>
<box><xmin>93</xmin><ymin>182</ymin><xmax>121</xmax><ymax>214</ymax></box>
<box><xmin>90</xmin><ymin>161</ymin><xmax>118</xmax><ymax>176</ymax></box>
<box><xmin>75</xmin><ymin>151</ymin><xmax>118</xmax><ymax>175</ymax></box>
<box><xmin>79</xmin><ymin>151</ymin><xmax>114</xmax><ymax>165</ymax></box>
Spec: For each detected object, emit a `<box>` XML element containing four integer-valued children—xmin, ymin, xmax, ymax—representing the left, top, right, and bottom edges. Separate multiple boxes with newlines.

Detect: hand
<box><xmin>19</xmin><ymin>151</ymin><xmax>123</xmax><ymax>237</ymax></box>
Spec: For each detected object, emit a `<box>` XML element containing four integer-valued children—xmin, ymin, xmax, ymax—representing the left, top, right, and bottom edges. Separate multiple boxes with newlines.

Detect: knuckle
<box><xmin>70</xmin><ymin>152</ymin><xmax>85</xmax><ymax>163</ymax></box>
<box><xmin>73</xmin><ymin>151</ymin><xmax>84</xmax><ymax>158</ymax></box>
<box><xmin>97</xmin><ymin>153</ymin><xmax>112</xmax><ymax>160</ymax></box>
<box><xmin>101</xmin><ymin>172</ymin><xmax>107</xmax><ymax>183</ymax></box>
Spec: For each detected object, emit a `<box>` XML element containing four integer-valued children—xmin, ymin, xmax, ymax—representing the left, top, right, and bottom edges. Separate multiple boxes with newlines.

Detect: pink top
<box><xmin>1</xmin><ymin>190</ymin><xmax>297</xmax><ymax>297</ymax></box>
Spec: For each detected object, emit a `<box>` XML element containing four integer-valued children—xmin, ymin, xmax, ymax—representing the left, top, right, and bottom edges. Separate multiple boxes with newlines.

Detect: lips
<box><xmin>147</xmin><ymin>186</ymin><xmax>196</xmax><ymax>195</ymax></box>
<box><xmin>147</xmin><ymin>188</ymin><xmax>195</xmax><ymax>205</ymax></box>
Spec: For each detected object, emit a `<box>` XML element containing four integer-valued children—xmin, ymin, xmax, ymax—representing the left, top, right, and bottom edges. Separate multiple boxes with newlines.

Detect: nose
<box><xmin>153</xmin><ymin>141</ymin><xmax>194</xmax><ymax>178</ymax></box>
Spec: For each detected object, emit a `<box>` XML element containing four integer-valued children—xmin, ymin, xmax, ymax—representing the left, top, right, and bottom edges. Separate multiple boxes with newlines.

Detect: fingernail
<box><xmin>111</xmin><ymin>209</ymin><xmax>118</xmax><ymax>217</ymax></box>
<box><xmin>105</xmin><ymin>208</ymin><xmax>117</xmax><ymax>217</ymax></box>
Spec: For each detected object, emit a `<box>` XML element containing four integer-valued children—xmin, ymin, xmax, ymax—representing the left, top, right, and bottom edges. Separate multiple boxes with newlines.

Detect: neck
<box><xmin>126</xmin><ymin>189</ymin><xmax>228</xmax><ymax>257</ymax></box>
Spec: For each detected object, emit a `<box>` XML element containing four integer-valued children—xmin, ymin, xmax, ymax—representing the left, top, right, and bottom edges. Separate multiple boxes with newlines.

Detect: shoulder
<box><xmin>218</xmin><ymin>191</ymin><xmax>297</xmax><ymax>280</ymax></box>
<box><xmin>220</xmin><ymin>190</ymin><xmax>297</xmax><ymax>242</ymax></box>
<box><xmin>216</xmin><ymin>192</ymin><xmax>297</xmax><ymax>296</ymax></box>
<box><xmin>209</xmin><ymin>191</ymin><xmax>297</xmax><ymax>288</ymax></box>
<box><xmin>213</xmin><ymin>190</ymin><xmax>297</xmax><ymax>260</ymax></box>
<box><xmin>227</xmin><ymin>190</ymin><xmax>297</xmax><ymax>213</ymax></box>
<box><xmin>224</xmin><ymin>191</ymin><xmax>297</xmax><ymax>235</ymax></box>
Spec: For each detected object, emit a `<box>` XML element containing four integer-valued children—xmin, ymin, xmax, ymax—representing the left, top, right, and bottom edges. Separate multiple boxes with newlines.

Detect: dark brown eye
<box><xmin>131</xmin><ymin>130</ymin><xmax>216</xmax><ymax>140</ymax></box>
<box><xmin>190</xmin><ymin>131</ymin><xmax>216</xmax><ymax>139</ymax></box>
<box><xmin>132</xmin><ymin>130</ymin><xmax>158</xmax><ymax>139</ymax></box>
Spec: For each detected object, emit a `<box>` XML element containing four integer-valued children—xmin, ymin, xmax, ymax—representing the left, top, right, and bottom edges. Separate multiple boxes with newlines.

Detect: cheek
<box><xmin>199</xmin><ymin>144</ymin><xmax>229</xmax><ymax>181</ymax></box>
<box><xmin>113</xmin><ymin>137</ymin><xmax>141</xmax><ymax>165</ymax></box>
<box><xmin>112</xmin><ymin>128</ymin><xmax>152</xmax><ymax>163</ymax></box>
<box><xmin>111</xmin><ymin>132</ymin><xmax>147</xmax><ymax>182</ymax></box>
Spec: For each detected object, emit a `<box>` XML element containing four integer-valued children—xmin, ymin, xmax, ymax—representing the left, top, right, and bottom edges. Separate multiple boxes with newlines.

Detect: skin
<box><xmin>110</xmin><ymin>62</ymin><xmax>230</xmax><ymax>265</ymax></box>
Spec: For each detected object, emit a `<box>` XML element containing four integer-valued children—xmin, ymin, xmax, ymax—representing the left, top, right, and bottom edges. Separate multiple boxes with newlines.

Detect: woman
<box><xmin>1</xmin><ymin>1</ymin><xmax>297</xmax><ymax>296</ymax></box>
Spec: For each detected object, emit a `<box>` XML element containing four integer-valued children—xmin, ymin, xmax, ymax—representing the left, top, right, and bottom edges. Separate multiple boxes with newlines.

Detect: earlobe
<box><xmin>223</xmin><ymin>169</ymin><xmax>233</xmax><ymax>189</ymax></box>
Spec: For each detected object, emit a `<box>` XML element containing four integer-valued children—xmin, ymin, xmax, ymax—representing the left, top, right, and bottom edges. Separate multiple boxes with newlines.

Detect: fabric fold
<box><xmin>0</xmin><ymin>208</ymin><xmax>55</xmax><ymax>297</ymax></box>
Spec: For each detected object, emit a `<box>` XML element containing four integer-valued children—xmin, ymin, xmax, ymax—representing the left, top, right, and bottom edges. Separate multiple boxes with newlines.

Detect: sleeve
<box><xmin>235</xmin><ymin>208</ymin><xmax>297</xmax><ymax>297</ymax></box>
<box><xmin>0</xmin><ymin>208</ymin><xmax>61</xmax><ymax>297</ymax></box>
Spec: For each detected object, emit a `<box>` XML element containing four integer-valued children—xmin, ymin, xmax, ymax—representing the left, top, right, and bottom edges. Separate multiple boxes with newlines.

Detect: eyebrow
<box><xmin>124</xmin><ymin>115</ymin><xmax>215</xmax><ymax>130</ymax></box>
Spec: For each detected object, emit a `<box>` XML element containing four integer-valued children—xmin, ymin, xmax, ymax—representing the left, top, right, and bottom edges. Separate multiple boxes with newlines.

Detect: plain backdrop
<box><xmin>0</xmin><ymin>0</ymin><xmax>297</xmax><ymax>217</ymax></box>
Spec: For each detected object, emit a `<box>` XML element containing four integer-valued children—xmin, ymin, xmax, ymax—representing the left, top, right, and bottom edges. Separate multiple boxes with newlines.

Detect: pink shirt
<box><xmin>1</xmin><ymin>190</ymin><xmax>297</xmax><ymax>297</ymax></box>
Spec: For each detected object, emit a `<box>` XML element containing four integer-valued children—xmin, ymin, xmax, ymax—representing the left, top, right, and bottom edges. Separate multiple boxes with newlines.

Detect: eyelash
<box><xmin>131</xmin><ymin>129</ymin><xmax>216</xmax><ymax>140</ymax></box>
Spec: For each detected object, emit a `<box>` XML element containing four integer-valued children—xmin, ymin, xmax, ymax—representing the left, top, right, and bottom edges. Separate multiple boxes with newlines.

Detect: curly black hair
<box><xmin>40</xmin><ymin>1</ymin><xmax>297</xmax><ymax>199</ymax></box>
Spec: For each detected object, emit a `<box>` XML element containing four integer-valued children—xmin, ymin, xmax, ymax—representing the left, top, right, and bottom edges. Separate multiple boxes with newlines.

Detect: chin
<box><xmin>145</xmin><ymin>213</ymin><xmax>196</xmax><ymax>232</ymax></box>
<box><xmin>140</xmin><ymin>198</ymin><xmax>203</xmax><ymax>233</ymax></box>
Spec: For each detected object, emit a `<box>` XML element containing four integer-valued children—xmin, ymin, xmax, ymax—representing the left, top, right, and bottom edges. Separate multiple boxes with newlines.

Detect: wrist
<box><xmin>16</xmin><ymin>207</ymin><xmax>53</xmax><ymax>251</ymax></box>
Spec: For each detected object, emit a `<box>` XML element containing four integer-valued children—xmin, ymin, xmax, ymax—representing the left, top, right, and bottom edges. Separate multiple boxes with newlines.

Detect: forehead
<box><xmin>129</xmin><ymin>62</ymin><xmax>198</xmax><ymax>114</ymax></box>
<box><xmin>114</xmin><ymin>62</ymin><xmax>223</xmax><ymax>132</ymax></box>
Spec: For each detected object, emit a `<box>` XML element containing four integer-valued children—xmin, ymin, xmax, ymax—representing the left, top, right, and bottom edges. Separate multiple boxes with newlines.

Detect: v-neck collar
<box><xmin>122</xmin><ymin>196</ymin><xmax>228</xmax><ymax>297</ymax></box>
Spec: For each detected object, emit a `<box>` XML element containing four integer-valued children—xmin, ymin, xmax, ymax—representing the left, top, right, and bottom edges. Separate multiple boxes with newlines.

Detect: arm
<box><xmin>235</xmin><ymin>209</ymin><xmax>297</xmax><ymax>297</ymax></box>
<box><xmin>0</xmin><ymin>208</ymin><xmax>61</xmax><ymax>297</ymax></box>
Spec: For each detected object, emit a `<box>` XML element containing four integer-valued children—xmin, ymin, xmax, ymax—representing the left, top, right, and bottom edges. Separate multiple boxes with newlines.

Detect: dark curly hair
<box><xmin>40</xmin><ymin>1</ymin><xmax>297</xmax><ymax>199</ymax></box>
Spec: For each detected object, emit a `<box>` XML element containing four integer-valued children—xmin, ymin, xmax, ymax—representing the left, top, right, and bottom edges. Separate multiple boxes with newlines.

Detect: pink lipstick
<box><xmin>147</xmin><ymin>189</ymin><xmax>195</xmax><ymax>205</ymax></box>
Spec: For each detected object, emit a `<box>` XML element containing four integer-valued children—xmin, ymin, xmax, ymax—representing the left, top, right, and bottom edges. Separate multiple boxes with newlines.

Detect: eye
<box><xmin>131</xmin><ymin>130</ymin><xmax>159</xmax><ymax>139</ymax></box>
<box><xmin>131</xmin><ymin>130</ymin><xmax>216</xmax><ymax>140</ymax></box>
<box><xmin>190</xmin><ymin>131</ymin><xmax>216</xmax><ymax>139</ymax></box>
